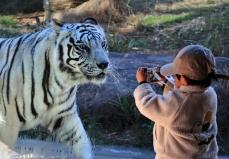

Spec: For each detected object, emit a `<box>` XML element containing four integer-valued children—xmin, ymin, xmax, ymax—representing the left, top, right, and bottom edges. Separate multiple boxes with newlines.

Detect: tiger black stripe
<box><xmin>59</xmin><ymin>43</ymin><xmax>70</xmax><ymax>70</ymax></box>
<box><xmin>77</xmin><ymin>59</ymin><xmax>86</xmax><ymax>66</ymax></box>
<box><xmin>0</xmin><ymin>39</ymin><xmax>7</xmax><ymax>50</ymax></box>
<box><xmin>66</xmin><ymin>58</ymin><xmax>79</xmax><ymax>67</ymax></box>
<box><xmin>79</xmin><ymin>29</ymin><xmax>91</xmax><ymax>33</ymax></box>
<box><xmin>22</xmin><ymin>95</ymin><xmax>26</xmax><ymax>118</ymax></box>
<box><xmin>30</xmin><ymin>37</ymin><xmax>45</xmax><ymax>117</ymax></box>
<box><xmin>45</xmin><ymin>52</ymin><xmax>54</xmax><ymax>105</ymax></box>
<box><xmin>22</xmin><ymin>62</ymin><xmax>25</xmax><ymax>84</ymax></box>
<box><xmin>72</xmin><ymin>135</ymin><xmax>82</xmax><ymax>146</ymax></box>
<box><xmin>28</xmin><ymin>32</ymin><xmax>40</xmax><ymax>47</ymax></box>
<box><xmin>21</xmin><ymin>61</ymin><xmax>26</xmax><ymax>117</ymax></box>
<box><xmin>1</xmin><ymin>71</ymin><xmax>7</xmax><ymax>115</ymax></box>
<box><xmin>79</xmin><ymin>32</ymin><xmax>90</xmax><ymax>41</ymax></box>
<box><xmin>15</xmin><ymin>98</ymin><xmax>26</xmax><ymax>123</ymax></box>
<box><xmin>7</xmin><ymin>37</ymin><xmax>23</xmax><ymax>103</ymax></box>
<box><xmin>67</xmin><ymin>44</ymin><xmax>73</xmax><ymax>56</ymax></box>
<box><xmin>66</xmin><ymin>24</ymin><xmax>93</xmax><ymax>31</ymax></box>
<box><xmin>58</xmin><ymin>44</ymin><xmax>65</xmax><ymax>72</ymax></box>
<box><xmin>31</xmin><ymin>36</ymin><xmax>45</xmax><ymax>54</ymax></box>
<box><xmin>54</xmin><ymin>74</ymin><xmax>64</xmax><ymax>89</ymax></box>
<box><xmin>66</xmin><ymin>44</ymin><xmax>80</xmax><ymax>68</ymax></box>
<box><xmin>57</xmin><ymin>87</ymin><xmax>75</xmax><ymax>105</ymax></box>
<box><xmin>53</xmin><ymin>117</ymin><xmax>63</xmax><ymax>131</ymax></box>
<box><xmin>58</xmin><ymin>44</ymin><xmax>77</xmax><ymax>75</ymax></box>
<box><xmin>58</xmin><ymin>102</ymin><xmax>74</xmax><ymax>115</ymax></box>
<box><xmin>0</xmin><ymin>39</ymin><xmax>12</xmax><ymax>112</ymax></box>
<box><xmin>0</xmin><ymin>39</ymin><xmax>13</xmax><ymax>76</ymax></box>
<box><xmin>69</xmin><ymin>37</ymin><xmax>75</xmax><ymax>44</ymax></box>
<box><xmin>60</xmin><ymin>127</ymin><xmax>76</xmax><ymax>139</ymax></box>
<box><xmin>63</xmin><ymin>130</ymin><xmax>77</xmax><ymax>143</ymax></box>
<box><xmin>31</xmin><ymin>68</ymin><xmax>38</xmax><ymax>117</ymax></box>
<box><xmin>81</xmin><ymin>25</ymin><xmax>95</xmax><ymax>29</ymax></box>
<box><xmin>21</xmin><ymin>33</ymin><xmax>32</xmax><ymax>43</ymax></box>
<box><xmin>42</xmin><ymin>50</ymin><xmax>52</xmax><ymax>107</ymax></box>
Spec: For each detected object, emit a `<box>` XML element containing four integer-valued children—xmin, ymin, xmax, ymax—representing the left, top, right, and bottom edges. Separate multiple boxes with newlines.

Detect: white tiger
<box><xmin>0</xmin><ymin>18</ymin><xmax>109</xmax><ymax>159</ymax></box>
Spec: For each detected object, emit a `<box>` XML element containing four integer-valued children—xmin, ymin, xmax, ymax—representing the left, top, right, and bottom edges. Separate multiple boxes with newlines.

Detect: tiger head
<box><xmin>52</xmin><ymin>18</ymin><xmax>109</xmax><ymax>85</ymax></box>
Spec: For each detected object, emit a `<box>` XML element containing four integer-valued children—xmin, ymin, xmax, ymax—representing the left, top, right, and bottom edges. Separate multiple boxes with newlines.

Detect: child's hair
<box><xmin>176</xmin><ymin>71</ymin><xmax>216</xmax><ymax>87</ymax></box>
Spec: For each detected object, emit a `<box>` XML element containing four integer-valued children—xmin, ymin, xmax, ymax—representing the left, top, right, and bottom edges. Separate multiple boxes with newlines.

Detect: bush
<box><xmin>0</xmin><ymin>16</ymin><xmax>17</xmax><ymax>27</ymax></box>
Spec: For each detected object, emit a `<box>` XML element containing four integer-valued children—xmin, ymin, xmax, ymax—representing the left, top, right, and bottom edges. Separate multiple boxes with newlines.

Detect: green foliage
<box><xmin>108</xmin><ymin>34</ymin><xmax>129</xmax><ymax>52</ymax></box>
<box><xmin>202</xmin><ymin>5</ymin><xmax>229</xmax><ymax>56</ymax></box>
<box><xmin>128</xmin><ymin>38</ymin><xmax>149</xmax><ymax>50</ymax></box>
<box><xmin>81</xmin><ymin>94</ymin><xmax>154</xmax><ymax>147</ymax></box>
<box><xmin>111</xmin><ymin>95</ymin><xmax>140</xmax><ymax>122</ymax></box>
<box><xmin>108</xmin><ymin>34</ymin><xmax>150</xmax><ymax>52</ymax></box>
<box><xmin>0</xmin><ymin>16</ymin><xmax>17</xmax><ymax>27</ymax></box>
<box><xmin>134</xmin><ymin>2</ymin><xmax>229</xmax><ymax>57</ymax></box>
<box><xmin>142</xmin><ymin>13</ymin><xmax>192</xmax><ymax>27</ymax></box>
<box><xmin>112</xmin><ymin>95</ymin><xmax>154</xmax><ymax>146</ymax></box>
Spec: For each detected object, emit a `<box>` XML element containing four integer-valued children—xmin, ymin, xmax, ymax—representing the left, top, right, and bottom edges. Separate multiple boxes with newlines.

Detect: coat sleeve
<box><xmin>133</xmin><ymin>83</ymin><xmax>184</xmax><ymax>126</ymax></box>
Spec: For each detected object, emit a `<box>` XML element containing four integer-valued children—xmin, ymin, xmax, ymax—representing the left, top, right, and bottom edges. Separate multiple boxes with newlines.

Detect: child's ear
<box><xmin>180</xmin><ymin>75</ymin><xmax>188</xmax><ymax>86</ymax></box>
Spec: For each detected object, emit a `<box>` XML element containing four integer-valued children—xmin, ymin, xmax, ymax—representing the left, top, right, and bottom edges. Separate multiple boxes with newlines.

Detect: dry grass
<box><xmin>107</xmin><ymin>0</ymin><xmax>229</xmax><ymax>56</ymax></box>
<box><xmin>52</xmin><ymin>0</ymin><xmax>128</xmax><ymax>23</ymax></box>
<box><xmin>154</xmin><ymin>0</ymin><xmax>228</xmax><ymax>12</ymax></box>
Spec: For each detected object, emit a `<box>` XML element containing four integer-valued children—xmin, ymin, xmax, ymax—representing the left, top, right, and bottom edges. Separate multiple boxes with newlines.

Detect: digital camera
<box><xmin>146</xmin><ymin>68</ymin><xmax>163</xmax><ymax>83</ymax></box>
<box><xmin>146</xmin><ymin>67</ymin><xmax>174</xmax><ymax>85</ymax></box>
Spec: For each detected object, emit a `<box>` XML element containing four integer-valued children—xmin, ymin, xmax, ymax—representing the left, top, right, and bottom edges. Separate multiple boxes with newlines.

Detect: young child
<box><xmin>134</xmin><ymin>45</ymin><xmax>218</xmax><ymax>159</ymax></box>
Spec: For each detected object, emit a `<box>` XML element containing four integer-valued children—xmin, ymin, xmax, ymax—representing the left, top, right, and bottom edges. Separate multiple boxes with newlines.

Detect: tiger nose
<box><xmin>97</xmin><ymin>62</ymin><xmax>109</xmax><ymax>69</ymax></box>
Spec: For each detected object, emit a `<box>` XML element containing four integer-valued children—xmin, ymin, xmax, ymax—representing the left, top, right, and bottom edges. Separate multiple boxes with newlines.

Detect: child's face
<box><xmin>173</xmin><ymin>75</ymin><xmax>188</xmax><ymax>88</ymax></box>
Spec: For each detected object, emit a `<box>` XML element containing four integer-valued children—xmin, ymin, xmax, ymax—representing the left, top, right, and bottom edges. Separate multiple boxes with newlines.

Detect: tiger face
<box><xmin>54</xmin><ymin>18</ymin><xmax>109</xmax><ymax>84</ymax></box>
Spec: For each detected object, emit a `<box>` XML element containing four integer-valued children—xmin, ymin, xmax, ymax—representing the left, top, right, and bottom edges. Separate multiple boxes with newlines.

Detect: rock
<box><xmin>77</xmin><ymin>52</ymin><xmax>229</xmax><ymax>154</ymax></box>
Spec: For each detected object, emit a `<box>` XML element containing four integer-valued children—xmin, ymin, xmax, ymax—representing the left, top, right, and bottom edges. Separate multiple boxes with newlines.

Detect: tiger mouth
<box><xmin>97</xmin><ymin>72</ymin><xmax>106</xmax><ymax>78</ymax></box>
<box><xmin>85</xmin><ymin>72</ymin><xmax>107</xmax><ymax>80</ymax></box>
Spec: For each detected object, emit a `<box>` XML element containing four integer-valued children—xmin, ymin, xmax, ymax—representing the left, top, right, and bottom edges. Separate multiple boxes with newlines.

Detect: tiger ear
<box><xmin>81</xmin><ymin>18</ymin><xmax>98</xmax><ymax>25</ymax></box>
<box><xmin>51</xmin><ymin>18</ymin><xmax>63</xmax><ymax>33</ymax></box>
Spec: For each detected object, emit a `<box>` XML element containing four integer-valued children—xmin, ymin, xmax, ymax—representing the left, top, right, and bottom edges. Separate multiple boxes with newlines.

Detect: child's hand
<box><xmin>136</xmin><ymin>67</ymin><xmax>148</xmax><ymax>83</ymax></box>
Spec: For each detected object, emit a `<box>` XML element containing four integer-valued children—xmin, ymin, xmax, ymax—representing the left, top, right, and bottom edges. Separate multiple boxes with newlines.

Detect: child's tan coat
<box><xmin>134</xmin><ymin>83</ymin><xmax>218</xmax><ymax>159</ymax></box>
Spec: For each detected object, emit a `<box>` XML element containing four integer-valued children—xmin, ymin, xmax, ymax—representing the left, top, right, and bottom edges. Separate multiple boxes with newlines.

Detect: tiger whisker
<box><xmin>106</xmin><ymin>64</ymin><xmax>123</xmax><ymax>91</ymax></box>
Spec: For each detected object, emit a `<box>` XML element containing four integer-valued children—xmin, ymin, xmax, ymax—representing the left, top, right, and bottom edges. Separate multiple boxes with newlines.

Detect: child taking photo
<box><xmin>134</xmin><ymin>45</ymin><xmax>218</xmax><ymax>159</ymax></box>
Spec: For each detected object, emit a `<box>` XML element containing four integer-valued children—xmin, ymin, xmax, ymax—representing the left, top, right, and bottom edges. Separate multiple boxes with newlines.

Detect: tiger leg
<box><xmin>0</xmin><ymin>116</ymin><xmax>21</xmax><ymax>149</ymax></box>
<box><xmin>50</xmin><ymin>112</ymin><xmax>92</xmax><ymax>159</ymax></box>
